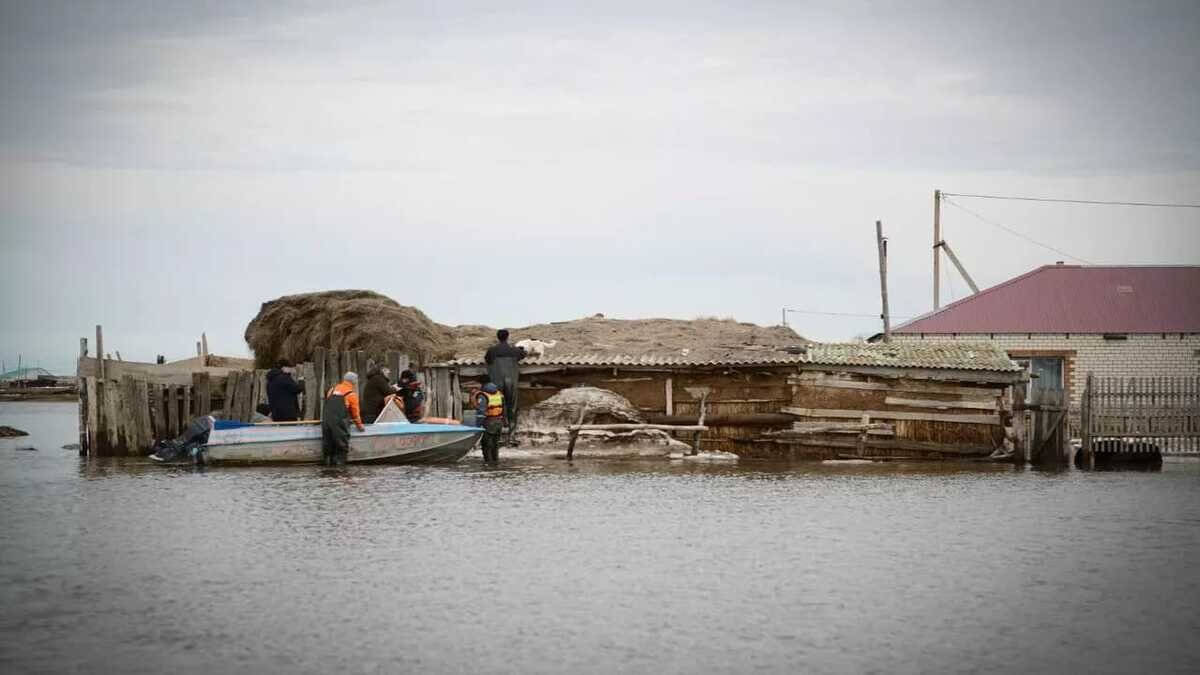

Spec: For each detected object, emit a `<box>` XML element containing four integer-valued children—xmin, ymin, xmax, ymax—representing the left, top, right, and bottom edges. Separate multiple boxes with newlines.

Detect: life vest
<box><xmin>484</xmin><ymin>391</ymin><xmax>504</xmax><ymax>418</ymax></box>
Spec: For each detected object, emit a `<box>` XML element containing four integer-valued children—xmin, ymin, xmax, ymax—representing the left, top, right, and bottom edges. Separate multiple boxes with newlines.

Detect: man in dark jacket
<box><xmin>361</xmin><ymin>365</ymin><xmax>395</xmax><ymax>423</ymax></box>
<box><xmin>266</xmin><ymin>359</ymin><xmax>305</xmax><ymax>422</ymax></box>
<box><xmin>397</xmin><ymin>369</ymin><xmax>425</xmax><ymax>423</ymax></box>
<box><xmin>484</xmin><ymin>329</ymin><xmax>525</xmax><ymax>441</ymax></box>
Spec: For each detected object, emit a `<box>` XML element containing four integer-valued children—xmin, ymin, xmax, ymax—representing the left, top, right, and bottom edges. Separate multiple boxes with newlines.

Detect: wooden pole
<box><xmin>876</xmin><ymin>220</ymin><xmax>891</xmax><ymax>342</ymax></box>
<box><xmin>665</xmin><ymin>377</ymin><xmax>674</xmax><ymax>416</ymax></box>
<box><xmin>78</xmin><ymin>338</ymin><xmax>89</xmax><ymax>455</ymax></box>
<box><xmin>566</xmin><ymin>405</ymin><xmax>589</xmax><ymax>460</ymax></box>
<box><xmin>193</xmin><ymin>372</ymin><xmax>211</xmax><ymax>417</ymax></box>
<box><xmin>933</xmin><ymin>189</ymin><xmax>941</xmax><ymax>310</ymax></box>
<box><xmin>201</xmin><ymin>332</ymin><xmax>209</xmax><ymax>366</ymax></box>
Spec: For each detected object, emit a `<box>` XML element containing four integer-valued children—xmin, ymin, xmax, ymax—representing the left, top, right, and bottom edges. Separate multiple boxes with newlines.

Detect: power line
<box><xmin>941</xmin><ymin>196</ymin><xmax>1096</xmax><ymax>265</ymax></box>
<box><xmin>940</xmin><ymin>192</ymin><xmax>1200</xmax><ymax>209</ymax></box>
<box><xmin>784</xmin><ymin>308</ymin><xmax>914</xmax><ymax>319</ymax></box>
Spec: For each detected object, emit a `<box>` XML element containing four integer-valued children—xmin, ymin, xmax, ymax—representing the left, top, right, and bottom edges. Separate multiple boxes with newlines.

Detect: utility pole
<box><xmin>933</xmin><ymin>189</ymin><xmax>942</xmax><ymax>311</ymax></box>
<box><xmin>781</xmin><ymin>307</ymin><xmax>787</xmax><ymax>328</ymax></box>
<box><xmin>876</xmin><ymin>220</ymin><xmax>891</xmax><ymax>342</ymax></box>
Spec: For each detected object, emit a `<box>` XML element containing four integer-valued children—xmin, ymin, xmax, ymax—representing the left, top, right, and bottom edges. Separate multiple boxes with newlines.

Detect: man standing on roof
<box><xmin>484</xmin><ymin>329</ymin><xmax>525</xmax><ymax>444</ymax></box>
<box><xmin>321</xmin><ymin>371</ymin><xmax>364</xmax><ymax>467</ymax></box>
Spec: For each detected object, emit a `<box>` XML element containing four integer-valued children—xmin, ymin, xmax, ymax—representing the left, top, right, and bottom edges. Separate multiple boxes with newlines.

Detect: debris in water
<box><xmin>1</xmin><ymin>425</ymin><xmax>29</xmax><ymax>438</ymax></box>
<box><xmin>62</xmin><ymin>443</ymin><xmax>81</xmax><ymax>451</ymax></box>
<box><xmin>16</xmin><ymin>446</ymin><xmax>38</xmax><ymax>452</ymax></box>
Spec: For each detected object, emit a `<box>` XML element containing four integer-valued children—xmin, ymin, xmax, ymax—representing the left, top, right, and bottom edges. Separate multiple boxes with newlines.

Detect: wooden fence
<box><xmin>79</xmin><ymin>347</ymin><xmax>411</xmax><ymax>457</ymax></box>
<box><xmin>1081</xmin><ymin>374</ymin><xmax>1200</xmax><ymax>456</ymax></box>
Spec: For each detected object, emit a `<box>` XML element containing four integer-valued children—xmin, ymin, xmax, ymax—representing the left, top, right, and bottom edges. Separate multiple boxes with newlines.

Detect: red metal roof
<box><xmin>895</xmin><ymin>265</ymin><xmax>1200</xmax><ymax>334</ymax></box>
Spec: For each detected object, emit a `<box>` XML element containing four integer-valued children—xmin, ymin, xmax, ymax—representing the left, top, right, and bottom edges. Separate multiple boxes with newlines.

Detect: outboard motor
<box><xmin>149</xmin><ymin>415</ymin><xmax>215</xmax><ymax>464</ymax></box>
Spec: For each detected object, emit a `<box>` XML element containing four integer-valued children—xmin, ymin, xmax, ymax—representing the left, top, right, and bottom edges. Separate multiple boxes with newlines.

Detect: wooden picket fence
<box><xmin>1081</xmin><ymin>374</ymin><xmax>1200</xmax><ymax>456</ymax></box>
<box><xmin>79</xmin><ymin>347</ymin><xmax>411</xmax><ymax>457</ymax></box>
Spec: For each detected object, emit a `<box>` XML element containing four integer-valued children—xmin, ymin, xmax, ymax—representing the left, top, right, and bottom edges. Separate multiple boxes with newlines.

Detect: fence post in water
<box><xmin>148</xmin><ymin>383</ymin><xmax>163</xmax><ymax>442</ymax></box>
<box><xmin>78</xmin><ymin>338</ymin><xmax>89</xmax><ymax>456</ymax></box>
<box><xmin>193</xmin><ymin>372</ymin><xmax>211</xmax><ymax>419</ymax></box>
<box><xmin>137</xmin><ymin>379</ymin><xmax>153</xmax><ymax>454</ymax></box>
<box><xmin>95</xmin><ymin>325</ymin><xmax>105</xmax><ymax>455</ymax></box>
<box><xmin>325</xmin><ymin>349</ymin><xmax>340</xmax><ymax>399</ymax></box>
<box><xmin>167</xmin><ymin>384</ymin><xmax>181</xmax><ymax>438</ymax></box>
<box><xmin>86</xmin><ymin>377</ymin><xmax>99</xmax><ymax>455</ymax></box>
<box><xmin>1081</xmin><ymin>373</ymin><xmax>1094</xmax><ymax>468</ymax></box>
<box><xmin>224</xmin><ymin>371</ymin><xmax>238</xmax><ymax>420</ymax></box>
<box><xmin>237</xmin><ymin>370</ymin><xmax>254</xmax><ymax>422</ymax></box>
<box><xmin>302</xmin><ymin>361</ymin><xmax>318</xmax><ymax>420</ymax></box>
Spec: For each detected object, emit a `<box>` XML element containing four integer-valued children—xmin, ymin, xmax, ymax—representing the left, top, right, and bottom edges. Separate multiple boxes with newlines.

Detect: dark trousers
<box><xmin>481</xmin><ymin>417</ymin><xmax>503</xmax><ymax>462</ymax></box>
<box><xmin>321</xmin><ymin>421</ymin><xmax>349</xmax><ymax>466</ymax></box>
<box><xmin>500</xmin><ymin>379</ymin><xmax>518</xmax><ymax>431</ymax></box>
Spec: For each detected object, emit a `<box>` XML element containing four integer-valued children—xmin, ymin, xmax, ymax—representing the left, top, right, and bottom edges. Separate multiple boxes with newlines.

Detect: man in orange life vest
<box><xmin>475</xmin><ymin>382</ymin><xmax>505</xmax><ymax>462</ymax></box>
<box><xmin>321</xmin><ymin>371</ymin><xmax>365</xmax><ymax>466</ymax></box>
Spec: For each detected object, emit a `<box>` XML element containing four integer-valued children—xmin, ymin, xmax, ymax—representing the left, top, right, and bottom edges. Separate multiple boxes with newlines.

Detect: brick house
<box><xmin>877</xmin><ymin>264</ymin><xmax>1200</xmax><ymax>426</ymax></box>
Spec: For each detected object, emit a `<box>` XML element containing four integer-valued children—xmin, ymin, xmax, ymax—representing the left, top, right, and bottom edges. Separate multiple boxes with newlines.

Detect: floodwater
<box><xmin>2</xmin><ymin>402</ymin><xmax>1199</xmax><ymax>674</ymax></box>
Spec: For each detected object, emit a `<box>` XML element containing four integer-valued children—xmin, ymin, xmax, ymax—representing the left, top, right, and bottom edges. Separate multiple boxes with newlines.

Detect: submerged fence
<box><xmin>78</xmin><ymin>347</ymin><xmax>413</xmax><ymax>457</ymax></box>
<box><xmin>1081</xmin><ymin>374</ymin><xmax>1200</xmax><ymax>456</ymax></box>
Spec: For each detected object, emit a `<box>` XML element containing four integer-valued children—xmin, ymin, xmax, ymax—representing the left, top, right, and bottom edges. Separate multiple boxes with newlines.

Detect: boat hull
<box><xmin>202</xmin><ymin>423</ymin><xmax>481</xmax><ymax>465</ymax></box>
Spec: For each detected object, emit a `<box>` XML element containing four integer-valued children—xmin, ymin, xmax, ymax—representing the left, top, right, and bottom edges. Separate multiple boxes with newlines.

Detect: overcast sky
<box><xmin>2</xmin><ymin>0</ymin><xmax>1198</xmax><ymax>373</ymax></box>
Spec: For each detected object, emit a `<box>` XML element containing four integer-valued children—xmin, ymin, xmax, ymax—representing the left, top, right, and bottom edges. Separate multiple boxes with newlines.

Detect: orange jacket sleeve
<box><xmin>345</xmin><ymin>390</ymin><xmax>363</xmax><ymax>426</ymax></box>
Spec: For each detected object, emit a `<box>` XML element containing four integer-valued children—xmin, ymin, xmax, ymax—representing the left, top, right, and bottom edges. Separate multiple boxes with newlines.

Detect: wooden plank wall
<box><xmin>80</xmin><ymin>348</ymin><xmax>434</xmax><ymax>456</ymax></box>
<box><xmin>437</xmin><ymin>365</ymin><xmax>1014</xmax><ymax>458</ymax></box>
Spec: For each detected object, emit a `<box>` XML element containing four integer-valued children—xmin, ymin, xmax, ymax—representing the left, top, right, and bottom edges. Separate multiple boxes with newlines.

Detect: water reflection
<box><xmin>2</xmin><ymin>402</ymin><xmax>1198</xmax><ymax>674</ymax></box>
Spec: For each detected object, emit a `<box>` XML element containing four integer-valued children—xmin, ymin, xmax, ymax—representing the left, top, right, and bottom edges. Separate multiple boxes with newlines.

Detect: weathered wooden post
<box><xmin>95</xmin><ymin>325</ymin><xmax>106</xmax><ymax>456</ymax></box>
<box><xmin>193</xmin><ymin>372</ymin><xmax>211</xmax><ymax>418</ymax></box>
<box><xmin>302</xmin><ymin>361</ymin><xmax>319</xmax><ymax>420</ymax></box>
<box><xmin>78</xmin><ymin>337</ymin><xmax>89</xmax><ymax>456</ymax></box>
<box><xmin>1081</xmin><ymin>373</ymin><xmax>1094</xmax><ymax>469</ymax></box>
<box><xmin>566</xmin><ymin>405</ymin><xmax>589</xmax><ymax>460</ymax></box>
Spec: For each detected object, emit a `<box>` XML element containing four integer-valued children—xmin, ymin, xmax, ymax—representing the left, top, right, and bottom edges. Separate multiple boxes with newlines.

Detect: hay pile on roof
<box><xmin>452</xmin><ymin>316</ymin><xmax>805</xmax><ymax>363</ymax></box>
<box><xmin>244</xmin><ymin>290</ymin><xmax>455</xmax><ymax>368</ymax></box>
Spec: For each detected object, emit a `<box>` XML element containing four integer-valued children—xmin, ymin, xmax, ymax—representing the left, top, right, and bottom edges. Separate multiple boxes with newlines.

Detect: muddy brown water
<box><xmin>2</xmin><ymin>401</ymin><xmax>1199</xmax><ymax>674</ymax></box>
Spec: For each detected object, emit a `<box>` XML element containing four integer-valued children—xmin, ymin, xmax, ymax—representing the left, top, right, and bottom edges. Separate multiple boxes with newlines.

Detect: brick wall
<box><xmin>891</xmin><ymin>333</ymin><xmax>1200</xmax><ymax>408</ymax></box>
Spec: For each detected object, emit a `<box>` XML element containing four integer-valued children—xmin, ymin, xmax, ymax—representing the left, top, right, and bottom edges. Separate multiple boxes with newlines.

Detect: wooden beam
<box><xmin>568</xmin><ymin>423</ymin><xmax>709</xmax><ymax>432</ymax></box>
<box><xmin>789</xmin><ymin>373</ymin><xmax>1001</xmax><ymax>397</ymax></box>
<box><xmin>646</xmin><ymin>413</ymin><xmax>795</xmax><ymax>426</ymax></box>
<box><xmin>884</xmin><ymin>396</ymin><xmax>998</xmax><ymax>411</ymax></box>
<box><xmin>796</xmin><ymin>365</ymin><xmax>1021</xmax><ymax>385</ymax></box>
<box><xmin>782</xmin><ymin>407</ymin><xmax>1001</xmax><ymax>425</ymax></box>
<box><xmin>665</xmin><ymin>377</ymin><xmax>673</xmax><ymax>416</ymax></box>
<box><xmin>773</xmin><ymin>436</ymin><xmax>995</xmax><ymax>456</ymax></box>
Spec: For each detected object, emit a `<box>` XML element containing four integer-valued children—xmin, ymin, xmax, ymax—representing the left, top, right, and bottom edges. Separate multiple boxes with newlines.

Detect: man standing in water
<box><xmin>321</xmin><ymin>372</ymin><xmax>364</xmax><ymax>466</ymax></box>
<box><xmin>484</xmin><ymin>329</ymin><xmax>525</xmax><ymax>445</ymax></box>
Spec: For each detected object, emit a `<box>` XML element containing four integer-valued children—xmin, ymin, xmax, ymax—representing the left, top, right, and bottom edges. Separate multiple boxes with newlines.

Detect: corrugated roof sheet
<box><xmin>804</xmin><ymin>342</ymin><xmax>1020</xmax><ymax>372</ymax></box>
<box><xmin>896</xmin><ymin>265</ymin><xmax>1200</xmax><ymax>334</ymax></box>
<box><xmin>439</xmin><ymin>342</ymin><xmax>1019</xmax><ymax>372</ymax></box>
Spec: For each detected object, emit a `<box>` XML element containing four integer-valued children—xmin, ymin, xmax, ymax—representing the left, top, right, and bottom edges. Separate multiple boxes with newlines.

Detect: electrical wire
<box><xmin>941</xmin><ymin>196</ymin><xmax>1096</xmax><ymax>265</ymax></box>
<box><xmin>940</xmin><ymin>192</ymin><xmax>1200</xmax><ymax>209</ymax></box>
<box><xmin>783</xmin><ymin>308</ymin><xmax>914</xmax><ymax>319</ymax></box>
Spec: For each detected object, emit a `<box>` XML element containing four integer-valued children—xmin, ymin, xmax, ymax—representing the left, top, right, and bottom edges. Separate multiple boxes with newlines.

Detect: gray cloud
<box><xmin>1</xmin><ymin>1</ymin><xmax>1198</xmax><ymax>371</ymax></box>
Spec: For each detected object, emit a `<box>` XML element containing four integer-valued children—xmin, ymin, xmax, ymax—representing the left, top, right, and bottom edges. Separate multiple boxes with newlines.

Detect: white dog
<box><xmin>515</xmin><ymin>338</ymin><xmax>557</xmax><ymax>357</ymax></box>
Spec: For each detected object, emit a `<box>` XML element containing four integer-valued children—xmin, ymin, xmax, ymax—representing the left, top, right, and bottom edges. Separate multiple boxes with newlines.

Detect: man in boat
<box><xmin>484</xmin><ymin>329</ymin><xmax>525</xmax><ymax>445</ymax></box>
<box><xmin>397</xmin><ymin>369</ymin><xmax>425</xmax><ymax>423</ymax></box>
<box><xmin>321</xmin><ymin>372</ymin><xmax>365</xmax><ymax>466</ymax></box>
<box><xmin>361</xmin><ymin>365</ymin><xmax>396</xmax><ymax>423</ymax></box>
<box><xmin>475</xmin><ymin>382</ymin><xmax>505</xmax><ymax>462</ymax></box>
<box><xmin>266</xmin><ymin>359</ymin><xmax>304</xmax><ymax>422</ymax></box>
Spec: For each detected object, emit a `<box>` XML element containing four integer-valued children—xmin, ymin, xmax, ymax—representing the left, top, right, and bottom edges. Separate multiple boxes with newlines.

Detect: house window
<box><xmin>1012</xmin><ymin>356</ymin><xmax>1064</xmax><ymax>403</ymax></box>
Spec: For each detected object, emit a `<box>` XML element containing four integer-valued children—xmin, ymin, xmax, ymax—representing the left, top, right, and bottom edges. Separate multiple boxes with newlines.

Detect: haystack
<box><xmin>244</xmin><ymin>290</ymin><xmax>456</xmax><ymax>368</ymax></box>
